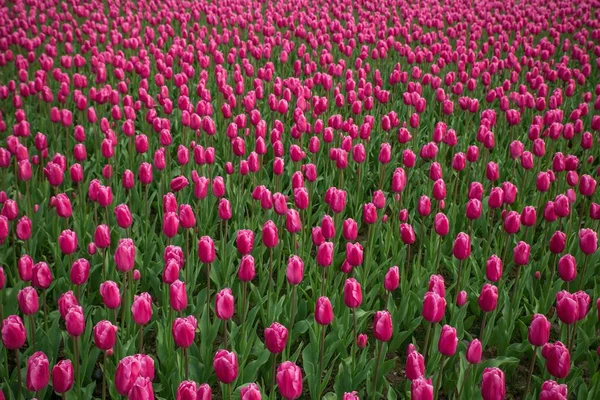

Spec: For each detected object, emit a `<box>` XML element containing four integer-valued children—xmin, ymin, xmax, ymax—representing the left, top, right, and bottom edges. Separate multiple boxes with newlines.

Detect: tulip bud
<box><xmin>276</xmin><ymin>361</ymin><xmax>303</xmax><ymax>400</ymax></box>
<box><xmin>481</xmin><ymin>368</ymin><xmax>506</xmax><ymax>400</ymax></box>
<box><xmin>373</xmin><ymin>310</ymin><xmax>393</xmax><ymax>342</ymax></box>
<box><xmin>213</xmin><ymin>350</ymin><xmax>238</xmax><ymax>384</ymax></box>
<box><xmin>131</xmin><ymin>292</ymin><xmax>153</xmax><ymax>325</ymax></box>
<box><xmin>264</xmin><ymin>322</ymin><xmax>289</xmax><ymax>354</ymax></box>
<box><xmin>215</xmin><ymin>288</ymin><xmax>235</xmax><ymax>320</ymax></box>
<box><xmin>26</xmin><ymin>351</ymin><xmax>50</xmax><ymax>392</ymax></box>
<box><xmin>437</xmin><ymin>325</ymin><xmax>458</xmax><ymax>356</ymax></box>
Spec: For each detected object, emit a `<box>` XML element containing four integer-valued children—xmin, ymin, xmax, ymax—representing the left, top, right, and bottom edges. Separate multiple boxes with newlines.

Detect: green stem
<box><xmin>434</xmin><ymin>355</ymin><xmax>447</xmax><ymax>400</ymax></box>
<box><xmin>524</xmin><ymin>347</ymin><xmax>537</xmax><ymax>395</ymax></box>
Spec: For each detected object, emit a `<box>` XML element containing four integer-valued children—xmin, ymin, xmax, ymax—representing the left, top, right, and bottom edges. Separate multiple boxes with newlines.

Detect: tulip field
<box><xmin>2</xmin><ymin>0</ymin><xmax>600</xmax><ymax>398</ymax></box>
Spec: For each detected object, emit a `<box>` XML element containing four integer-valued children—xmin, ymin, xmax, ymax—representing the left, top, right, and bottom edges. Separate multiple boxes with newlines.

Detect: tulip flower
<box><xmin>405</xmin><ymin>345</ymin><xmax>425</xmax><ymax>381</ymax></box>
<box><xmin>539</xmin><ymin>380</ymin><xmax>568</xmax><ymax>400</ymax></box>
<box><xmin>52</xmin><ymin>359</ymin><xmax>74</xmax><ymax>394</ymax></box>
<box><xmin>26</xmin><ymin>351</ymin><xmax>50</xmax><ymax>392</ymax></box>
<box><xmin>411</xmin><ymin>377</ymin><xmax>433</xmax><ymax>400</ymax></box>
<box><xmin>542</xmin><ymin>342</ymin><xmax>570</xmax><ymax>379</ymax></box>
<box><xmin>481</xmin><ymin>367</ymin><xmax>506</xmax><ymax>400</ymax></box>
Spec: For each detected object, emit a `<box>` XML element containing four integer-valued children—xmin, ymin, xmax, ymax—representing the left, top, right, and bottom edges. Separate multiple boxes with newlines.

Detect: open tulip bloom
<box><xmin>2</xmin><ymin>0</ymin><xmax>600</xmax><ymax>399</ymax></box>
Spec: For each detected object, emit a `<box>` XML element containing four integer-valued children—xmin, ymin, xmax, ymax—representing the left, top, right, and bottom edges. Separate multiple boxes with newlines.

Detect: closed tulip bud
<box><xmin>411</xmin><ymin>376</ymin><xmax>433</xmax><ymax>400</ymax></box>
<box><xmin>94</xmin><ymin>224</ymin><xmax>111</xmax><ymax>249</ymax></box>
<box><xmin>513</xmin><ymin>241</ymin><xmax>531</xmax><ymax>265</ymax></box>
<box><xmin>422</xmin><ymin>291</ymin><xmax>446</xmax><ymax>323</ymax></box>
<box><xmin>373</xmin><ymin>310</ymin><xmax>393</xmax><ymax>342</ymax></box>
<box><xmin>501</xmin><ymin>182</ymin><xmax>517</xmax><ymax>204</ymax></box>
<box><xmin>236</xmin><ymin>230</ymin><xmax>254</xmax><ymax>255</ymax></box>
<box><xmin>315</xmin><ymin>296</ymin><xmax>334</xmax><ymax>325</ymax></box>
<box><xmin>53</xmin><ymin>194</ymin><xmax>72</xmax><ymax>218</ymax></box>
<box><xmin>467</xmin><ymin>339</ymin><xmax>482</xmax><ymax>364</ymax></box>
<box><xmin>549</xmin><ymin>231</ymin><xmax>567</xmax><ymax>254</ymax></box>
<box><xmin>539</xmin><ymin>380</ymin><xmax>568</xmax><ymax>400</ymax></box>
<box><xmin>129</xmin><ymin>376</ymin><xmax>154</xmax><ymax>400</ymax></box>
<box><xmin>345</xmin><ymin>242</ymin><xmax>363</xmax><ymax>266</ymax></box>
<box><xmin>264</xmin><ymin>322</ymin><xmax>289</xmax><ymax>354</ymax></box>
<box><xmin>286</xmin><ymin>256</ymin><xmax>304</xmax><ymax>285</ymax></box>
<box><xmin>433</xmin><ymin>179</ymin><xmax>446</xmax><ymax>201</ymax></box>
<box><xmin>382</xmin><ymin>266</ymin><xmax>400</xmax><ymax>291</ymax></box>
<box><xmin>262</xmin><ymin>221</ymin><xmax>279</xmax><ymax>248</ymax></box>
<box><xmin>65</xmin><ymin>305</ymin><xmax>85</xmax><ymax>336</ymax></box>
<box><xmin>240</xmin><ymin>383</ymin><xmax>261</xmax><ymax>400</ymax></box>
<box><xmin>542</xmin><ymin>342</ymin><xmax>570</xmax><ymax>379</ymax></box>
<box><xmin>16</xmin><ymin>216</ymin><xmax>31</xmax><ymax>241</ymax></box>
<box><xmin>311</xmin><ymin>227</ymin><xmax>325</xmax><ymax>246</ymax></box>
<box><xmin>138</xmin><ymin>162</ymin><xmax>153</xmax><ymax>185</ymax></box>
<box><xmin>122</xmin><ymin>169</ymin><xmax>134</xmax><ymax>190</ymax></box>
<box><xmin>373</xmin><ymin>190</ymin><xmax>386</xmax><ymax>209</ymax></box>
<box><xmin>417</xmin><ymin>196</ymin><xmax>431</xmax><ymax>217</ymax></box>
<box><xmin>400</xmin><ymin>223</ymin><xmax>416</xmax><ymax>244</ymax></box>
<box><xmin>556</xmin><ymin>291</ymin><xmax>578</xmax><ymax>325</ymax></box>
<box><xmin>176</xmin><ymin>204</ymin><xmax>195</xmax><ymax>229</ymax></box>
<box><xmin>176</xmin><ymin>381</ymin><xmax>211</xmax><ymax>400</ymax></box>
<box><xmin>212</xmin><ymin>176</ymin><xmax>225</xmax><ymax>197</ymax></box>
<box><xmin>478</xmin><ymin>284</ymin><xmax>499</xmax><ymax>312</ymax></box>
<box><xmin>485</xmin><ymin>255</ymin><xmax>503</xmax><ymax>282</ymax></box>
<box><xmin>58</xmin><ymin>291</ymin><xmax>79</xmax><ymax>319</ymax></box>
<box><xmin>428</xmin><ymin>274</ymin><xmax>446</xmax><ymax>297</ymax></box>
<box><xmin>163</xmin><ymin>211</ymin><xmax>180</xmax><ymax>238</ymax></box>
<box><xmin>18</xmin><ymin>254</ymin><xmax>33</xmax><ymax>282</ymax></box>
<box><xmin>276</xmin><ymin>361</ymin><xmax>303</xmax><ymax>400</ymax></box>
<box><xmin>26</xmin><ymin>351</ymin><xmax>50</xmax><ymax>392</ymax></box>
<box><xmin>215</xmin><ymin>288</ymin><xmax>235</xmax><ymax>320</ymax></box>
<box><xmin>114</xmin><ymin>238</ymin><xmax>136</xmax><ymax>272</ymax></box>
<box><xmin>528</xmin><ymin>314</ymin><xmax>550</xmax><ymax>347</ymax></box>
<box><xmin>342</xmin><ymin>219</ymin><xmax>358</xmax><ymax>241</ymax></box>
<box><xmin>173</xmin><ymin>316</ymin><xmax>197</xmax><ymax>348</ymax></box>
<box><xmin>553</xmin><ymin>195</ymin><xmax>570</xmax><ymax>218</ymax></box>
<box><xmin>466</xmin><ymin>199</ymin><xmax>482</xmax><ymax>220</ymax></box>
<box><xmin>213</xmin><ymin>350</ymin><xmax>238</xmax><ymax>383</ymax></box>
<box><xmin>486</xmin><ymin>162</ymin><xmax>499</xmax><ymax>181</ymax></box>
<box><xmin>218</xmin><ymin>198</ymin><xmax>232</xmax><ymax>221</ymax></box>
<box><xmin>321</xmin><ymin>215</ymin><xmax>336</xmax><ymax>239</ymax></box>
<box><xmin>438</xmin><ymin>325</ymin><xmax>458</xmax><ymax>356</ymax></box>
<box><xmin>198</xmin><ymin>236</ymin><xmax>216</xmax><ymax>264</ymax></box>
<box><xmin>18</xmin><ymin>286</ymin><xmax>39</xmax><ymax>315</ymax></box>
<box><xmin>405</xmin><ymin>346</ymin><xmax>425</xmax><ymax>381</ymax></box>
<box><xmin>363</xmin><ymin>202</ymin><xmax>378</xmax><ymax>224</ymax></box>
<box><xmin>521</xmin><ymin>206</ymin><xmax>537</xmax><ymax>227</ymax></box>
<box><xmin>316</xmin><ymin>242</ymin><xmax>334</xmax><ymax>267</ymax></box>
<box><xmin>579</xmin><ymin>175</ymin><xmax>597</xmax><ymax>197</ymax></box>
<box><xmin>544</xmin><ymin>201</ymin><xmax>558</xmax><ymax>222</ymax></box>
<box><xmin>579</xmin><ymin>228</ymin><xmax>597</xmax><ymax>255</ymax></box>
<box><xmin>488</xmin><ymin>187</ymin><xmax>504</xmax><ymax>208</ymax></box>
<box><xmin>236</xmin><ymin>255</ymin><xmax>256</xmax><ymax>282</ymax></box>
<box><xmin>70</xmin><ymin>258</ymin><xmax>90</xmax><ymax>285</ymax></box>
<box><xmin>457</xmin><ymin>290</ymin><xmax>468</xmax><ymax>306</ymax></box>
<box><xmin>131</xmin><ymin>292</ymin><xmax>153</xmax><ymax>325</ymax></box>
<box><xmin>0</xmin><ymin>267</ymin><xmax>5</xmax><ymax>290</ymax></box>
<box><xmin>115</xmin><ymin>356</ymin><xmax>142</xmax><ymax>396</ymax></box>
<box><xmin>58</xmin><ymin>229</ymin><xmax>78</xmax><ymax>254</ymax></box>
<box><xmin>100</xmin><ymin>281</ymin><xmax>121</xmax><ymax>309</ymax></box>
<box><xmin>93</xmin><ymin>320</ymin><xmax>118</xmax><ymax>351</ymax></box>
<box><xmin>356</xmin><ymin>333</ymin><xmax>368</xmax><ymax>348</ymax></box>
<box><xmin>286</xmin><ymin>210</ymin><xmax>302</xmax><ymax>234</ymax></box>
<box><xmin>163</xmin><ymin>262</ymin><xmax>180</xmax><ymax>285</ymax></box>
<box><xmin>557</xmin><ymin>255</ymin><xmax>577</xmax><ymax>282</ymax></box>
<box><xmin>170</xmin><ymin>280</ymin><xmax>188</xmax><ymax>311</ymax></box>
<box><xmin>52</xmin><ymin>359</ymin><xmax>74</xmax><ymax>393</ymax></box>
<box><xmin>343</xmin><ymin>278</ymin><xmax>363</xmax><ymax>308</ymax></box>
<box><xmin>1</xmin><ymin>315</ymin><xmax>27</xmax><ymax>349</ymax></box>
<box><xmin>481</xmin><ymin>368</ymin><xmax>506</xmax><ymax>400</ymax></box>
<box><xmin>504</xmin><ymin>211</ymin><xmax>521</xmax><ymax>234</ymax></box>
<box><xmin>573</xmin><ymin>291</ymin><xmax>590</xmax><ymax>321</ymax></box>
<box><xmin>453</xmin><ymin>232</ymin><xmax>471</xmax><ymax>260</ymax></box>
